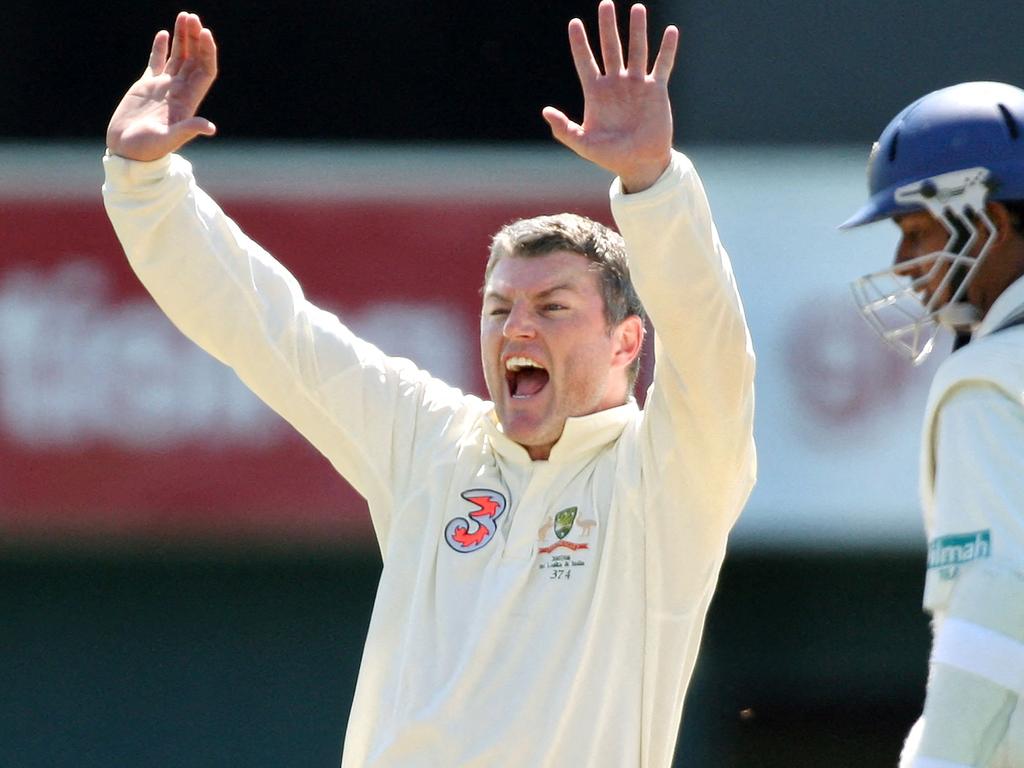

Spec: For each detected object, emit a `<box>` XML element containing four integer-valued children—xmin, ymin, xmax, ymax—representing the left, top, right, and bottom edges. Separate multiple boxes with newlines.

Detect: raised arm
<box><xmin>552</xmin><ymin>1</ymin><xmax>752</xmax><ymax>573</ymax></box>
<box><xmin>542</xmin><ymin>0</ymin><xmax>677</xmax><ymax>193</ymax></box>
<box><xmin>101</xmin><ymin>14</ymin><xmax>474</xmax><ymax>546</ymax></box>
<box><xmin>549</xmin><ymin>3</ymin><xmax>753</xmax><ymax>513</ymax></box>
<box><xmin>106</xmin><ymin>12</ymin><xmax>218</xmax><ymax>161</ymax></box>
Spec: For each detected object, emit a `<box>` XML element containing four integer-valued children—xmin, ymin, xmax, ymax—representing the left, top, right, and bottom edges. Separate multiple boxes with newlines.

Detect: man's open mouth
<box><xmin>505</xmin><ymin>356</ymin><xmax>549</xmax><ymax>399</ymax></box>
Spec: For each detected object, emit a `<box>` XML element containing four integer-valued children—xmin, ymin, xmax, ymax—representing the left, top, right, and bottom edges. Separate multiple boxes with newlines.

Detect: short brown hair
<box><xmin>485</xmin><ymin>213</ymin><xmax>647</xmax><ymax>389</ymax></box>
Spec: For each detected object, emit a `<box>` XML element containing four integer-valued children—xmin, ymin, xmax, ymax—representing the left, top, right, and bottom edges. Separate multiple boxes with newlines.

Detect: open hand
<box><xmin>543</xmin><ymin>1</ymin><xmax>677</xmax><ymax>192</ymax></box>
<box><xmin>106</xmin><ymin>12</ymin><xmax>218</xmax><ymax>161</ymax></box>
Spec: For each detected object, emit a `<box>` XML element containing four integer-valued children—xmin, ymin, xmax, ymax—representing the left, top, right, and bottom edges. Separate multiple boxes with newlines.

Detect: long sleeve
<box><xmin>101</xmin><ymin>152</ymin><xmax>477</xmax><ymax>546</ymax></box>
<box><xmin>610</xmin><ymin>150</ymin><xmax>756</xmax><ymax>768</ymax></box>
<box><xmin>611</xmin><ymin>150</ymin><xmax>756</xmax><ymax>571</ymax></box>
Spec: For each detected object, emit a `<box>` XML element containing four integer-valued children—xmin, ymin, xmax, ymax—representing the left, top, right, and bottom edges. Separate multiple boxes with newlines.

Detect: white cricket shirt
<box><xmin>102</xmin><ymin>149</ymin><xmax>756</xmax><ymax>768</ymax></box>
<box><xmin>901</xmin><ymin>276</ymin><xmax>1024</xmax><ymax>768</ymax></box>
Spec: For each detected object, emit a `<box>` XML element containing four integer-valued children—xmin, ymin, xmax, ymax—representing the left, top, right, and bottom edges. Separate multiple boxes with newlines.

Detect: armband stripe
<box><xmin>932</xmin><ymin>617</ymin><xmax>1024</xmax><ymax>694</ymax></box>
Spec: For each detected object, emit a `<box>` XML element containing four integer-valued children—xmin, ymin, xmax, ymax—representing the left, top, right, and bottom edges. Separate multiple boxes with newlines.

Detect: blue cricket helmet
<box><xmin>841</xmin><ymin>81</ymin><xmax>1024</xmax><ymax>229</ymax></box>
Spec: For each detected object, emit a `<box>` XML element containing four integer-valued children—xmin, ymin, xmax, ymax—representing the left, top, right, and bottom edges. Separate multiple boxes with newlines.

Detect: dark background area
<box><xmin>3</xmin><ymin>0</ymin><xmax>1014</xmax><ymax>765</ymax></box>
<box><xmin>2</xmin><ymin>548</ymin><xmax>929</xmax><ymax>767</ymax></box>
<box><xmin>4</xmin><ymin>1</ymin><xmax>1024</xmax><ymax>145</ymax></box>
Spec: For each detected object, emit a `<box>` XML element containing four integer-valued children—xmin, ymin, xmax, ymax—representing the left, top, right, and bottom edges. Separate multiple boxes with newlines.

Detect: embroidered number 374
<box><xmin>444</xmin><ymin>489</ymin><xmax>507</xmax><ymax>553</ymax></box>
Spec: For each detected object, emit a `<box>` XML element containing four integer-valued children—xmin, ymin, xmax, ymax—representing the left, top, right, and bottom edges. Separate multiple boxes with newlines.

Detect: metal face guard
<box><xmin>850</xmin><ymin>167</ymin><xmax>993</xmax><ymax>364</ymax></box>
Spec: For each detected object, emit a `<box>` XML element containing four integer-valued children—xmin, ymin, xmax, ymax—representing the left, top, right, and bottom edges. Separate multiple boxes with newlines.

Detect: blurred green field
<box><xmin>0</xmin><ymin>546</ymin><xmax>928</xmax><ymax>767</ymax></box>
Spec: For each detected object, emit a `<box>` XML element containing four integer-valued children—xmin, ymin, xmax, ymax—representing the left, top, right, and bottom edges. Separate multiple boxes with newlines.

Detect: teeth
<box><xmin>505</xmin><ymin>356</ymin><xmax>545</xmax><ymax>372</ymax></box>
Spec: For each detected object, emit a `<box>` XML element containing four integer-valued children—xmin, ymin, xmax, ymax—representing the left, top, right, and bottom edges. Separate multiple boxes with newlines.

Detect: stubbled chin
<box><xmin>497</xmin><ymin>398</ymin><xmax>561</xmax><ymax>448</ymax></box>
<box><xmin>502</xmin><ymin>423</ymin><xmax>562</xmax><ymax>460</ymax></box>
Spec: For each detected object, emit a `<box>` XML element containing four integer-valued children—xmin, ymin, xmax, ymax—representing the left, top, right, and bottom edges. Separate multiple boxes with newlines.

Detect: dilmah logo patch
<box><xmin>444</xmin><ymin>489</ymin><xmax>507</xmax><ymax>553</ymax></box>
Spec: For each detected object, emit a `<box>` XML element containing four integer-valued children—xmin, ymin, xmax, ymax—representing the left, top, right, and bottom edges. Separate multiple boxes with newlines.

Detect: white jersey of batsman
<box><xmin>900</xmin><ymin>276</ymin><xmax>1024</xmax><ymax>768</ymax></box>
<box><xmin>102</xmin><ymin>150</ymin><xmax>756</xmax><ymax>768</ymax></box>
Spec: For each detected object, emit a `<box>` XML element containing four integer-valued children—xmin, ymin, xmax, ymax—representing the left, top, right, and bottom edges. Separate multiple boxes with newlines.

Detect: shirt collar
<box><xmin>975</xmin><ymin>273</ymin><xmax>1024</xmax><ymax>339</ymax></box>
<box><xmin>482</xmin><ymin>399</ymin><xmax>638</xmax><ymax>465</ymax></box>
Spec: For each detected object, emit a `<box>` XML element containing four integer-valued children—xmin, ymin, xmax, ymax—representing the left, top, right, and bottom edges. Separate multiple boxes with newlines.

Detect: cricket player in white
<box><xmin>102</xmin><ymin>4</ymin><xmax>756</xmax><ymax>766</ymax></box>
<box><xmin>844</xmin><ymin>82</ymin><xmax>1024</xmax><ymax>767</ymax></box>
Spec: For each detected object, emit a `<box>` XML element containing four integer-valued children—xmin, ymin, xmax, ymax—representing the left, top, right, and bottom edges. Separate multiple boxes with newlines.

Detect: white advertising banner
<box><xmin>693</xmin><ymin>147</ymin><xmax>940</xmax><ymax>549</ymax></box>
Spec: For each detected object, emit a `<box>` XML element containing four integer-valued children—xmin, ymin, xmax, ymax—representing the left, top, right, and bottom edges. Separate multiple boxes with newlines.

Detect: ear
<box><xmin>986</xmin><ymin>201</ymin><xmax>1018</xmax><ymax>246</ymax></box>
<box><xmin>611</xmin><ymin>315</ymin><xmax>645</xmax><ymax>370</ymax></box>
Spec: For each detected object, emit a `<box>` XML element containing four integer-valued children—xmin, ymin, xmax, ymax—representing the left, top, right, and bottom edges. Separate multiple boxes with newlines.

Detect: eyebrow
<box><xmin>483</xmin><ymin>283</ymin><xmax>579</xmax><ymax>303</ymax></box>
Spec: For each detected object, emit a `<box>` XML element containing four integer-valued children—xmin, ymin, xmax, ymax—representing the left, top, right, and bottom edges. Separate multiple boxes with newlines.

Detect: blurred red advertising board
<box><xmin>0</xmin><ymin>149</ymin><xmax>613</xmax><ymax>548</ymax></box>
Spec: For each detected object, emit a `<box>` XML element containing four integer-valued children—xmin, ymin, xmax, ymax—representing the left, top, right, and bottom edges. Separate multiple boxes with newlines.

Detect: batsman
<box><xmin>845</xmin><ymin>82</ymin><xmax>1024</xmax><ymax>767</ymax></box>
<box><xmin>102</xmin><ymin>3</ymin><xmax>756</xmax><ymax>766</ymax></box>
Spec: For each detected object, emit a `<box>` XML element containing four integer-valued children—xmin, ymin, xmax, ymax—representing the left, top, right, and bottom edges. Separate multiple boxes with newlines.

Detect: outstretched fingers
<box><xmin>651</xmin><ymin>24</ymin><xmax>679</xmax><ymax>83</ymax></box>
<box><xmin>169</xmin><ymin>115</ymin><xmax>218</xmax><ymax>145</ymax></box>
<box><xmin>165</xmin><ymin>12</ymin><xmax>188</xmax><ymax>76</ymax></box>
<box><xmin>107</xmin><ymin>10</ymin><xmax>219</xmax><ymax>161</ymax></box>
<box><xmin>597</xmin><ymin>0</ymin><xmax>623</xmax><ymax>75</ymax></box>
<box><xmin>626</xmin><ymin>4</ymin><xmax>648</xmax><ymax>75</ymax></box>
<box><xmin>161</xmin><ymin>11</ymin><xmax>218</xmax><ymax>105</ymax></box>
<box><xmin>196</xmin><ymin>27</ymin><xmax>218</xmax><ymax>78</ymax></box>
<box><xmin>568</xmin><ymin>18</ymin><xmax>600</xmax><ymax>89</ymax></box>
<box><xmin>544</xmin><ymin>2</ymin><xmax>676</xmax><ymax>188</ymax></box>
<box><xmin>541</xmin><ymin>106</ymin><xmax>583</xmax><ymax>149</ymax></box>
<box><xmin>165</xmin><ymin>11</ymin><xmax>204</xmax><ymax>77</ymax></box>
<box><xmin>146</xmin><ymin>30</ymin><xmax>170</xmax><ymax>77</ymax></box>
